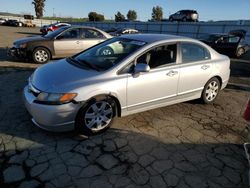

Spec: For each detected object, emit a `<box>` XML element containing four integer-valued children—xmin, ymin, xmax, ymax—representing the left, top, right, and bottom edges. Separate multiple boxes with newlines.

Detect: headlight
<box><xmin>20</xmin><ymin>43</ymin><xmax>27</xmax><ymax>48</ymax></box>
<box><xmin>36</xmin><ymin>92</ymin><xmax>77</xmax><ymax>105</ymax></box>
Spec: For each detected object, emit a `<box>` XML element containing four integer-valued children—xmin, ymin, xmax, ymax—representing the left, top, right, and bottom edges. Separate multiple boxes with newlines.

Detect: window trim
<box><xmin>117</xmin><ymin>42</ymin><xmax>179</xmax><ymax>75</ymax></box>
<box><xmin>55</xmin><ymin>28</ymin><xmax>81</xmax><ymax>40</ymax></box>
<box><xmin>179</xmin><ymin>42</ymin><xmax>211</xmax><ymax>64</ymax></box>
<box><xmin>81</xmin><ymin>28</ymin><xmax>105</xmax><ymax>39</ymax></box>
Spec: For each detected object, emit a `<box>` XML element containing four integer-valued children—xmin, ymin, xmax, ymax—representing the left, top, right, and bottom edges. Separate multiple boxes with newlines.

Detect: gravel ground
<box><xmin>0</xmin><ymin>26</ymin><xmax>250</xmax><ymax>187</ymax></box>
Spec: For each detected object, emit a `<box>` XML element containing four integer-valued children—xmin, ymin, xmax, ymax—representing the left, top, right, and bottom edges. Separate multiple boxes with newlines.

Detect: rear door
<box><xmin>54</xmin><ymin>28</ymin><xmax>82</xmax><ymax>57</ymax></box>
<box><xmin>178</xmin><ymin>42</ymin><xmax>212</xmax><ymax>96</ymax></box>
<box><xmin>79</xmin><ymin>28</ymin><xmax>106</xmax><ymax>51</ymax></box>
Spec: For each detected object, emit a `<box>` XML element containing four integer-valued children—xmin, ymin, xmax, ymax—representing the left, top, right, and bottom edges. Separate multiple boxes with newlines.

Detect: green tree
<box><xmin>152</xmin><ymin>6</ymin><xmax>163</xmax><ymax>21</ymax></box>
<box><xmin>127</xmin><ymin>10</ymin><xmax>137</xmax><ymax>21</ymax></box>
<box><xmin>32</xmin><ymin>0</ymin><xmax>46</xmax><ymax>19</ymax></box>
<box><xmin>115</xmin><ymin>11</ymin><xmax>125</xmax><ymax>22</ymax></box>
<box><xmin>88</xmin><ymin>12</ymin><xmax>104</xmax><ymax>21</ymax></box>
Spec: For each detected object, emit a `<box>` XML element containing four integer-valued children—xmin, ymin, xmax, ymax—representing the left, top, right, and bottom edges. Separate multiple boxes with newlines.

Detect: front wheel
<box><xmin>201</xmin><ymin>77</ymin><xmax>220</xmax><ymax>104</ymax></box>
<box><xmin>75</xmin><ymin>98</ymin><xmax>116</xmax><ymax>135</ymax></box>
<box><xmin>32</xmin><ymin>47</ymin><xmax>51</xmax><ymax>64</ymax></box>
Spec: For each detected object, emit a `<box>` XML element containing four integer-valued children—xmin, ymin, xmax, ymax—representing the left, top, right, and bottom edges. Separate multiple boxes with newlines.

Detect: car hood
<box><xmin>14</xmin><ymin>36</ymin><xmax>48</xmax><ymax>45</ymax></box>
<box><xmin>31</xmin><ymin>59</ymin><xmax>101</xmax><ymax>93</ymax></box>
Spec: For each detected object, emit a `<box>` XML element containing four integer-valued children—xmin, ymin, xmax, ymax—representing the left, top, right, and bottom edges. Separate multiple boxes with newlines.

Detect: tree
<box><xmin>32</xmin><ymin>0</ymin><xmax>46</xmax><ymax>19</ymax></box>
<box><xmin>127</xmin><ymin>10</ymin><xmax>137</xmax><ymax>21</ymax></box>
<box><xmin>115</xmin><ymin>11</ymin><xmax>125</xmax><ymax>22</ymax></box>
<box><xmin>151</xmin><ymin>6</ymin><xmax>163</xmax><ymax>21</ymax></box>
<box><xmin>88</xmin><ymin>12</ymin><xmax>104</xmax><ymax>21</ymax></box>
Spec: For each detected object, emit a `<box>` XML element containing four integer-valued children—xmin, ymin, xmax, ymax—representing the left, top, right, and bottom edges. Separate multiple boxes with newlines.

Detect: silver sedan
<box><xmin>23</xmin><ymin>34</ymin><xmax>230</xmax><ymax>134</ymax></box>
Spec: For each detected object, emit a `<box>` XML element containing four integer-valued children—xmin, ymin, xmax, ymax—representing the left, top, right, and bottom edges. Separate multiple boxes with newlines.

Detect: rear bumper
<box><xmin>23</xmin><ymin>86</ymin><xmax>82</xmax><ymax>132</ymax></box>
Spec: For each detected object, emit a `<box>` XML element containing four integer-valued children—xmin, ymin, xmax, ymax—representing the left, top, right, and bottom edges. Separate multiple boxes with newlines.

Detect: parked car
<box><xmin>8</xmin><ymin>26</ymin><xmax>112</xmax><ymax>63</ymax></box>
<box><xmin>23</xmin><ymin>34</ymin><xmax>230</xmax><ymax>134</ymax></box>
<box><xmin>40</xmin><ymin>22</ymin><xmax>71</xmax><ymax>35</ymax></box>
<box><xmin>108</xmin><ymin>28</ymin><xmax>139</xmax><ymax>36</ymax></box>
<box><xmin>169</xmin><ymin>10</ymin><xmax>199</xmax><ymax>22</ymax></box>
<box><xmin>3</xmin><ymin>19</ymin><xmax>23</xmax><ymax>27</ymax></box>
<box><xmin>200</xmin><ymin>30</ymin><xmax>249</xmax><ymax>58</ymax></box>
<box><xmin>0</xmin><ymin>18</ymin><xmax>6</xmax><ymax>25</ymax></box>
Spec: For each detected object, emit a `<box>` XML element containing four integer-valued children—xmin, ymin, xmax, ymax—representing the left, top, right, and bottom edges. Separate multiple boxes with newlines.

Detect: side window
<box><xmin>137</xmin><ymin>44</ymin><xmax>177</xmax><ymax>69</ymax></box>
<box><xmin>228</xmin><ymin>36</ymin><xmax>240</xmax><ymax>43</ymax></box>
<box><xmin>59</xmin><ymin>28</ymin><xmax>80</xmax><ymax>39</ymax></box>
<box><xmin>82</xmin><ymin>29</ymin><xmax>105</xmax><ymax>39</ymax></box>
<box><xmin>181</xmin><ymin>43</ymin><xmax>210</xmax><ymax>63</ymax></box>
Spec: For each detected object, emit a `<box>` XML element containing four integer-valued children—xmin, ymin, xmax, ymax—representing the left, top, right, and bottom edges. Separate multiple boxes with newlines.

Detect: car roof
<box><xmin>63</xmin><ymin>25</ymin><xmax>103</xmax><ymax>30</ymax></box>
<box><xmin>119</xmin><ymin>34</ymin><xmax>188</xmax><ymax>43</ymax></box>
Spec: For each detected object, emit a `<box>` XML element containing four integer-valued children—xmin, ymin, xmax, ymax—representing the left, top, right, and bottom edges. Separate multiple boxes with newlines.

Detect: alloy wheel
<box><xmin>205</xmin><ymin>81</ymin><xmax>219</xmax><ymax>102</ymax></box>
<box><xmin>84</xmin><ymin>101</ymin><xmax>113</xmax><ymax>132</ymax></box>
<box><xmin>34</xmin><ymin>50</ymin><xmax>49</xmax><ymax>63</ymax></box>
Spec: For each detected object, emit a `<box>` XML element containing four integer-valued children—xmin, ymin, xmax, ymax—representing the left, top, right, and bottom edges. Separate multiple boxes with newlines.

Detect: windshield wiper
<box><xmin>67</xmin><ymin>57</ymin><xmax>100</xmax><ymax>71</ymax></box>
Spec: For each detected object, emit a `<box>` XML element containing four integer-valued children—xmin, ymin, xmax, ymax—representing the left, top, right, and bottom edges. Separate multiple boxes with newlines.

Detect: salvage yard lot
<box><xmin>0</xmin><ymin>26</ymin><xmax>250</xmax><ymax>187</ymax></box>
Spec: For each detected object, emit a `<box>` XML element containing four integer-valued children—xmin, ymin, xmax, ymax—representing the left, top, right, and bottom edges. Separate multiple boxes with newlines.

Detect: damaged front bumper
<box><xmin>7</xmin><ymin>47</ymin><xmax>27</xmax><ymax>59</ymax></box>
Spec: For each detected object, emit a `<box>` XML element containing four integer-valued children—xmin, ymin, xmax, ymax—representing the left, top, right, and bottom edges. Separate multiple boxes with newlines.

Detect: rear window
<box><xmin>181</xmin><ymin>43</ymin><xmax>211</xmax><ymax>63</ymax></box>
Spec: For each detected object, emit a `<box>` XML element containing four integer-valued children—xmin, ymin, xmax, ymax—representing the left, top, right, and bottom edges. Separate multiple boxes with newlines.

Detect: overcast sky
<box><xmin>1</xmin><ymin>0</ymin><xmax>250</xmax><ymax>21</ymax></box>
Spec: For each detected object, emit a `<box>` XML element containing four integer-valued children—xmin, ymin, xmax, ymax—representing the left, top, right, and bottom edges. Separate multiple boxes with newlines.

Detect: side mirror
<box><xmin>134</xmin><ymin>63</ymin><xmax>150</xmax><ymax>74</ymax></box>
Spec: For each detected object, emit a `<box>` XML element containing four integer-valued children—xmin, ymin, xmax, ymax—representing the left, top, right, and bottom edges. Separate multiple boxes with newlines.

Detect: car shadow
<box><xmin>0</xmin><ymin>69</ymin><xmax>249</xmax><ymax>187</ymax></box>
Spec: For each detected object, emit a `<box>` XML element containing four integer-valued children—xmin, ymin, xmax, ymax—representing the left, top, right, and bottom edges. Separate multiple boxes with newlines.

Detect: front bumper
<box><xmin>23</xmin><ymin>86</ymin><xmax>82</xmax><ymax>132</ymax></box>
<box><xmin>7</xmin><ymin>47</ymin><xmax>27</xmax><ymax>58</ymax></box>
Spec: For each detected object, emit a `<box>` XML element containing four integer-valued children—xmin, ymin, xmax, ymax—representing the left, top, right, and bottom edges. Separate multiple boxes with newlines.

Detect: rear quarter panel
<box><xmin>212</xmin><ymin>55</ymin><xmax>230</xmax><ymax>89</ymax></box>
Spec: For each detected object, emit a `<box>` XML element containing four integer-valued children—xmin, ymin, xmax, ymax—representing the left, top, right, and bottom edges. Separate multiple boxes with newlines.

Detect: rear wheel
<box><xmin>32</xmin><ymin>47</ymin><xmax>51</xmax><ymax>64</ymax></box>
<box><xmin>201</xmin><ymin>77</ymin><xmax>220</xmax><ymax>104</ymax></box>
<box><xmin>236</xmin><ymin>47</ymin><xmax>245</xmax><ymax>58</ymax></box>
<box><xmin>75</xmin><ymin>98</ymin><xmax>116</xmax><ymax>135</ymax></box>
<box><xmin>169</xmin><ymin>17</ymin><xmax>173</xmax><ymax>22</ymax></box>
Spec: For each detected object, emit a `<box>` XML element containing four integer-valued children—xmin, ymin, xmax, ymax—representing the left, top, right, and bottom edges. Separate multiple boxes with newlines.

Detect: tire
<box><xmin>169</xmin><ymin>17</ymin><xmax>173</xmax><ymax>22</ymax></box>
<box><xmin>201</xmin><ymin>77</ymin><xmax>221</xmax><ymax>104</ymax></box>
<box><xmin>32</xmin><ymin>47</ymin><xmax>51</xmax><ymax>64</ymax></box>
<box><xmin>182</xmin><ymin>17</ymin><xmax>187</xmax><ymax>22</ymax></box>
<box><xmin>236</xmin><ymin>47</ymin><xmax>245</xmax><ymax>58</ymax></box>
<box><xmin>99</xmin><ymin>46</ymin><xmax>114</xmax><ymax>56</ymax></box>
<box><xmin>75</xmin><ymin>97</ymin><xmax>116</xmax><ymax>135</ymax></box>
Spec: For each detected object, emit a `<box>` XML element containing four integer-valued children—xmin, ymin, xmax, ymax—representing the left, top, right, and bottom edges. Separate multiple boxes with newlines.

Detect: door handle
<box><xmin>166</xmin><ymin>70</ymin><xmax>178</xmax><ymax>77</ymax></box>
<box><xmin>76</xmin><ymin>41</ymin><xmax>80</xmax><ymax>44</ymax></box>
<box><xmin>201</xmin><ymin>65</ymin><xmax>210</xmax><ymax>70</ymax></box>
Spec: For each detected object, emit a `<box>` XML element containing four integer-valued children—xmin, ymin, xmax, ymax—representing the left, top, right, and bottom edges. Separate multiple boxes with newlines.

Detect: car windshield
<box><xmin>43</xmin><ymin>27</ymin><xmax>69</xmax><ymax>38</ymax></box>
<box><xmin>70</xmin><ymin>37</ymin><xmax>147</xmax><ymax>71</ymax></box>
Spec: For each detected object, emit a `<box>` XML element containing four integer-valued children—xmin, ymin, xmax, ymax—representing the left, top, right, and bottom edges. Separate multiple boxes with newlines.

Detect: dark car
<box><xmin>169</xmin><ymin>10</ymin><xmax>199</xmax><ymax>22</ymax></box>
<box><xmin>40</xmin><ymin>22</ymin><xmax>71</xmax><ymax>35</ymax></box>
<box><xmin>108</xmin><ymin>28</ymin><xmax>139</xmax><ymax>36</ymax></box>
<box><xmin>3</xmin><ymin>19</ymin><xmax>23</xmax><ymax>27</ymax></box>
<box><xmin>200</xmin><ymin>30</ymin><xmax>249</xmax><ymax>58</ymax></box>
<box><xmin>8</xmin><ymin>26</ymin><xmax>111</xmax><ymax>63</ymax></box>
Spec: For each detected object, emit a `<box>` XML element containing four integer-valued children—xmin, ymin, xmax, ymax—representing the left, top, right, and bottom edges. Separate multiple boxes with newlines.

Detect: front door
<box><xmin>127</xmin><ymin>43</ymin><xmax>179</xmax><ymax>111</ymax></box>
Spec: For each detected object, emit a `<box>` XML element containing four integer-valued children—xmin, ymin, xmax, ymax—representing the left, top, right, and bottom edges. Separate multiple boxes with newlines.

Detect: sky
<box><xmin>1</xmin><ymin>0</ymin><xmax>250</xmax><ymax>21</ymax></box>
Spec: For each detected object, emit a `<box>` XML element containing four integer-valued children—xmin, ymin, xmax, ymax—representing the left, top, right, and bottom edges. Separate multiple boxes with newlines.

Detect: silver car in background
<box><xmin>23</xmin><ymin>34</ymin><xmax>230</xmax><ymax>134</ymax></box>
